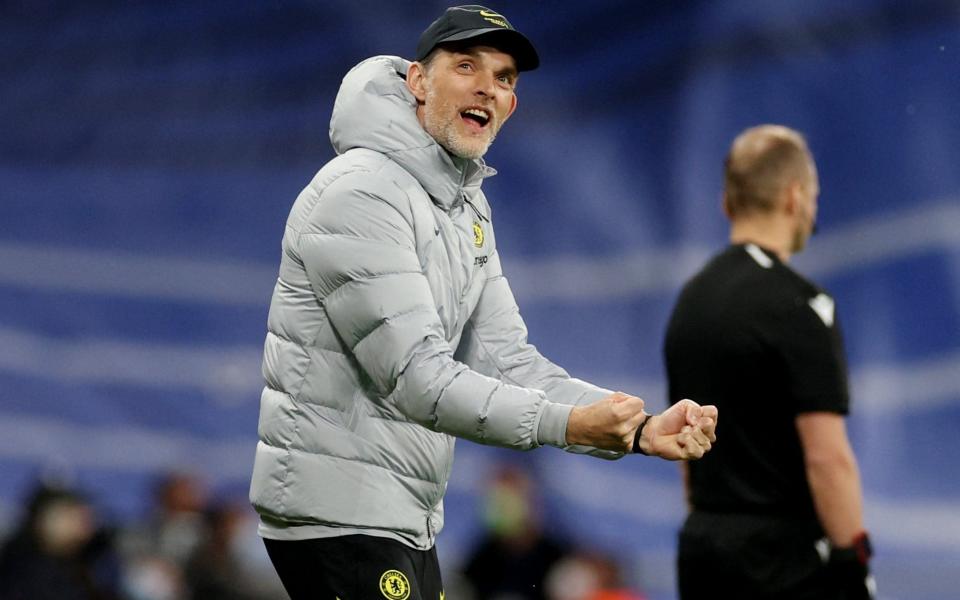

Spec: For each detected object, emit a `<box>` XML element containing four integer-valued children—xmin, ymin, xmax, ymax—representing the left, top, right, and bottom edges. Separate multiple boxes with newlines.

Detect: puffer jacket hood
<box><xmin>329</xmin><ymin>55</ymin><xmax>492</xmax><ymax>211</ymax></box>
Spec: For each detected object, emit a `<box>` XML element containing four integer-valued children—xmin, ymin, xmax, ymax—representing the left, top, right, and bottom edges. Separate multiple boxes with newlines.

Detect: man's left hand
<box><xmin>634</xmin><ymin>399</ymin><xmax>718</xmax><ymax>460</ymax></box>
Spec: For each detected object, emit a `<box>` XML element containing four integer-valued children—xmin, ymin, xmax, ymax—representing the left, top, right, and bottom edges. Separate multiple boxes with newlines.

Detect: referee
<box><xmin>663</xmin><ymin>125</ymin><xmax>875</xmax><ymax>599</ymax></box>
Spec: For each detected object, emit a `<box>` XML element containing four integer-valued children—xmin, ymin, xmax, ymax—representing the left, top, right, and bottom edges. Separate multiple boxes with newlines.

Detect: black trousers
<box><xmin>264</xmin><ymin>535</ymin><xmax>444</xmax><ymax>600</ymax></box>
<box><xmin>677</xmin><ymin>511</ymin><xmax>842</xmax><ymax>600</ymax></box>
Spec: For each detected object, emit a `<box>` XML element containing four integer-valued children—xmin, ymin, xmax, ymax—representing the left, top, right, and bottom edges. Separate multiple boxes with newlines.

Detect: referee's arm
<box><xmin>796</xmin><ymin>412</ymin><xmax>865</xmax><ymax>546</ymax></box>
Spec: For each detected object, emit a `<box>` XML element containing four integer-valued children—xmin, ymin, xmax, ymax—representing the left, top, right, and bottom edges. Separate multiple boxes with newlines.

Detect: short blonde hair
<box><xmin>724</xmin><ymin>125</ymin><xmax>814</xmax><ymax>217</ymax></box>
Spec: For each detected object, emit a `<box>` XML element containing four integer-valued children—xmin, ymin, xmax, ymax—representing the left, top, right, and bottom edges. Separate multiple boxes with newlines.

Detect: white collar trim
<box><xmin>745</xmin><ymin>243</ymin><xmax>774</xmax><ymax>268</ymax></box>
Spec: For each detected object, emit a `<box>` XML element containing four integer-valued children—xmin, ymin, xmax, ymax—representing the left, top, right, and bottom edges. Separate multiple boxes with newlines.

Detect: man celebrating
<box><xmin>250</xmin><ymin>6</ymin><xmax>717</xmax><ymax>599</ymax></box>
<box><xmin>664</xmin><ymin>125</ymin><xmax>874</xmax><ymax>599</ymax></box>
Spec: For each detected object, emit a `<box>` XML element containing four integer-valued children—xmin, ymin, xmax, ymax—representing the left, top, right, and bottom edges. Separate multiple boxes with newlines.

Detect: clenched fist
<box><xmin>634</xmin><ymin>399</ymin><xmax>718</xmax><ymax>460</ymax></box>
<box><xmin>566</xmin><ymin>392</ymin><xmax>647</xmax><ymax>452</ymax></box>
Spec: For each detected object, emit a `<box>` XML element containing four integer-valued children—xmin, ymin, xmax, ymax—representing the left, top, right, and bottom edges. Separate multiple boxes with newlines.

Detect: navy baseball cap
<box><xmin>416</xmin><ymin>5</ymin><xmax>540</xmax><ymax>71</ymax></box>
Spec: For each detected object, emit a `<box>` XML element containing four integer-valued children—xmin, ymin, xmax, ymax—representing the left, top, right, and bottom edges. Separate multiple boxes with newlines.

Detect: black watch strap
<box><xmin>632</xmin><ymin>414</ymin><xmax>651</xmax><ymax>455</ymax></box>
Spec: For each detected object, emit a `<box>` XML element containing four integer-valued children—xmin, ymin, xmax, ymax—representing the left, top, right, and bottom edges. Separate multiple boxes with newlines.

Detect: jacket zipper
<box><xmin>464</xmin><ymin>196</ymin><xmax>489</xmax><ymax>222</ymax></box>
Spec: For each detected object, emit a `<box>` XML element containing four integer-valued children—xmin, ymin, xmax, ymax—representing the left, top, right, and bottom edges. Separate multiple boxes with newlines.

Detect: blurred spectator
<box><xmin>184</xmin><ymin>500</ymin><xmax>286</xmax><ymax>600</ymax></box>
<box><xmin>545</xmin><ymin>552</ymin><xmax>647</xmax><ymax>600</ymax></box>
<box><xmin>463</xmin><ymin>465</ymin><xmax>573</xmax><ymax>600</ymax></box>
<box><xmin>119</xmin><ymin>472</ymin><xmax>207</xmax><ymax>600</ymax></box>
<box><xmin>0</xmin><ymin>480</ymin><xmax>122</xmax><ymax>599</ymax></box>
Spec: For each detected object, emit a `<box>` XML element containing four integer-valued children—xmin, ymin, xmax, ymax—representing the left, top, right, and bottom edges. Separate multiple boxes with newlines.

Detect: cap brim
<box><xmin>437</xmin><ymin>28</ymin><xmax>540</xmax><ymax>71</ymax></box>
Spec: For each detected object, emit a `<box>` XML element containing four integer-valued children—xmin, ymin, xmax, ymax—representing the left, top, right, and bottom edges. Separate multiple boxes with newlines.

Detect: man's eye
<box><xmin>458</xmin><ymin>63</ymin><xmax>473</xmax><ymax>70</ymax></box>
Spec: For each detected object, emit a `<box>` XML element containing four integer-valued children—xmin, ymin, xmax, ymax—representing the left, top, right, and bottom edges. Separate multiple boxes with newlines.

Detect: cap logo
<box><xmin>479</xmin><ymin>9</ymin><xmax>508</xmax><ymax>28</ymax></box>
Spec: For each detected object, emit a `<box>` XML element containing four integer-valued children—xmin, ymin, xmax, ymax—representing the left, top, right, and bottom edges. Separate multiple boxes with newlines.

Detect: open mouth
<box><xmin>460</xmin><ymin>108</ymin><xmax>491</xmax><ymax>131</ymax></box>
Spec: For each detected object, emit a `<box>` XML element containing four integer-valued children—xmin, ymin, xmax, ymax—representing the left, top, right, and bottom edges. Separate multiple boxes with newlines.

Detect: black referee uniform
<box><xmin>664</xmin><ymin>243</ymin><xmax>849</xmax><ymax>600</ymax></box>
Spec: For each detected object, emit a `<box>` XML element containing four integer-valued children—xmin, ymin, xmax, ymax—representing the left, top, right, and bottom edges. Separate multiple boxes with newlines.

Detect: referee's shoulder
<box><xmin>768</xmin><ymin>263</ymin><xmax>838</xmax><ymax>330</ymax></box>
<box><xmin>734</xmin><ymin>244</ymin><xmax>822</xmax><ymax>309</ymax></box>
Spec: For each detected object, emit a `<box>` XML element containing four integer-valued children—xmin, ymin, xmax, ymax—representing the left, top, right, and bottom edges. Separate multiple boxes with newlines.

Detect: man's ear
<box><xmin>783</xmin><ymin>180</ymin><xmax>803</xmax><ymax>216</ymax></box>
<box><xmin>406</xmin><ymin>62</ymin><xmax>428</xmax><ymax>102</ymax></box>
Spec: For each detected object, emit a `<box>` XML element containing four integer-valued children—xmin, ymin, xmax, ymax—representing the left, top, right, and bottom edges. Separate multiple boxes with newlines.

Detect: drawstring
<box><xmin>463</xmin><ymin>196</ymin><xmax>489</xmax><ymax>222</ymax></box>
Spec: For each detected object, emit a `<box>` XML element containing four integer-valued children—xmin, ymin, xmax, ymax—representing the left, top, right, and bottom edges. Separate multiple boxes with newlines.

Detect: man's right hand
<box><xmin>565</xmin><ymin>392</ymin><xmax>646</xmax><ymax>452</ymax></box>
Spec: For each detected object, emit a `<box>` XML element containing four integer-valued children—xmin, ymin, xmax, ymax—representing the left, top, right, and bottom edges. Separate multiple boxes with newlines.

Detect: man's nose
<box><xmin>474</xmin><ymin>71</ymin><xmax>495</xmax><ymax>96</ymax></box>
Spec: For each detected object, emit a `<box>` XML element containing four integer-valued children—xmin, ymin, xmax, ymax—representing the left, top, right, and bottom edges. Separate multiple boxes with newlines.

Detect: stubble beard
<box><xmin>423</xmin><ymin>85</ymin><xmax>497</xmax><ymax>160</ymax></box>
<box><xmin>791</xmin><ymin>217</ymin><xmax>813</xmax><ymax>254</ymax></box>
<box><xmin>791</xmin><ymin>227</ymin><xmax>807</xmax><ymax>254</ymax></box>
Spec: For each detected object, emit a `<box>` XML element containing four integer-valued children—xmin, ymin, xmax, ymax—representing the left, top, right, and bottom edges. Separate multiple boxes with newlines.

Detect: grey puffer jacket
<box><xmin>250</xmin><ymin>55</ymin><xmax>615</xmax><ymax>550</ymax></box>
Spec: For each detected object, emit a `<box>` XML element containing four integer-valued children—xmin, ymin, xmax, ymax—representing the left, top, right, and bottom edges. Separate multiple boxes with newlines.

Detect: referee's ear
<box><xmin>721</xmin><ymin>193</ymin><xmax>734</xmax><ymax>220</ymax></box>
<box><xmin>784</xmin><ymin>180</ymin><xmax>804</xmax><ymax>216</ymax></box>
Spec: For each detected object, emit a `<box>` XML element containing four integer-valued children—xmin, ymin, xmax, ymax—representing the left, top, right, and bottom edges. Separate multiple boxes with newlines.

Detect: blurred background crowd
<box><xmin>0</xmin><ymin>470</ymin><xmax>283</xmax><ymax>599</ymax></box>
<box><xmin>0</xmin><ymin>465</ymin><xmax>649</xmax><ymax>600</ymax></box>
<box><xmin>2</xmin><ymin>1</ymin><xmax>958</xmax><ymax>599</ymax></box>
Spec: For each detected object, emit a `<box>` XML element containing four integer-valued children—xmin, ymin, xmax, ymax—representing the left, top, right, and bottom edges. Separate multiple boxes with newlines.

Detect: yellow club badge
<box><xmin>472</xmin><ymin>222</ymin><xmax>484</xmax><ymax>248</ymax></box>
<box><xmin>379</xmin><ymin>569</ymin><xmax>411</xmax><ymax>600</ymax></box>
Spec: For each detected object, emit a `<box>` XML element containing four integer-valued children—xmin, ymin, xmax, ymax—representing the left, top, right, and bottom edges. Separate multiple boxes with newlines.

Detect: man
<box><xmin>250</xmin><ymin>6</ymin><xmax>717</xmax><ymax>600</ymax></box>
<box><xmin>664</xmin><ymin>125</ymin><xmax>874</xmax><ymax>599</ymax></box>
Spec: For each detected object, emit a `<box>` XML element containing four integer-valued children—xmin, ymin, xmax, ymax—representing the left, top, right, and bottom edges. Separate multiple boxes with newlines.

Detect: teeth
<box><xmin>463</xmin><ymin>108</ymin><xmax>489</xmax><ymax>122</ymax></box>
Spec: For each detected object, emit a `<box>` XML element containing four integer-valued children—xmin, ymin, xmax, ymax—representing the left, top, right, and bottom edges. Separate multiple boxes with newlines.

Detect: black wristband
<box><xmin>632</xmin><ymin>414</ymin><xmax>652</xmax><ymax>455</ymax></box>
<box><xmin>827</xmin><ymin>532</ymin><xmax>875</xmax><ymax>600</ymax></box>
<box><xmin>830</xmin><ymin>532</ymin><xmax>873</xmax><ymax>566</ymax></box>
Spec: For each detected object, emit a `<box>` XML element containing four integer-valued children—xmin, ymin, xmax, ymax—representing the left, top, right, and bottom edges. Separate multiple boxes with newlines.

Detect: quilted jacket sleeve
<box><xmin>297</xmin><ymin>169</ymin><xmax>563</xmax><ymax>450</ymax></box>
<box><xmin>455</xmin><ymin>251</ymin><xmax>622</xmax><ymax>459</ymax></box>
